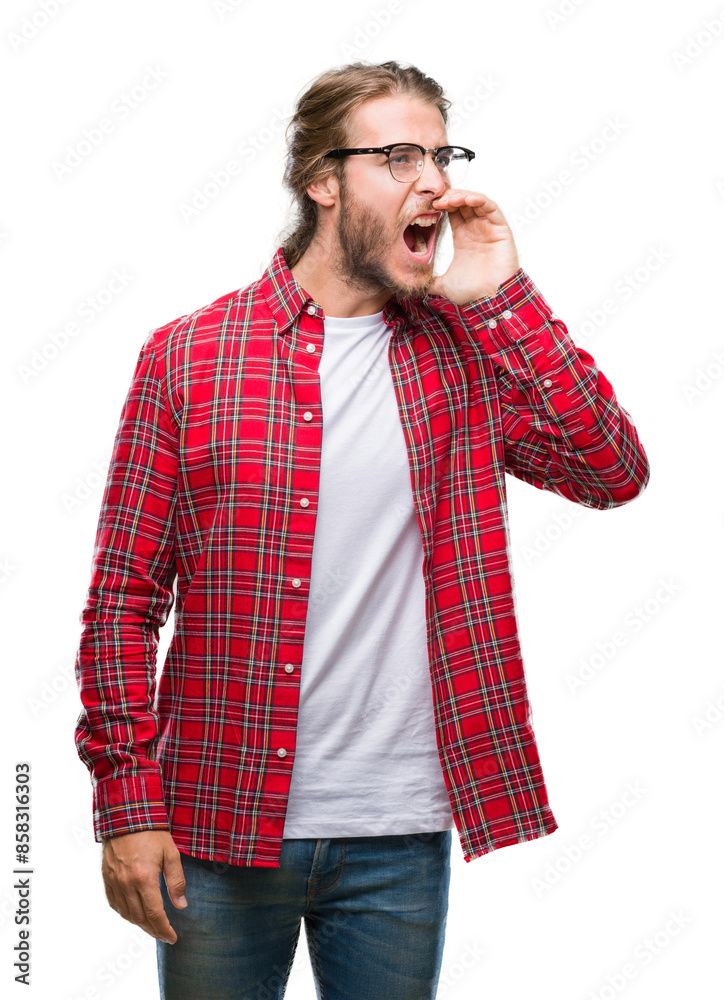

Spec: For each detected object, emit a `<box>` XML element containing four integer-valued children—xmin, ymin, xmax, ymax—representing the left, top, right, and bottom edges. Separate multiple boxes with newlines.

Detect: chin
<box><xmin>391</xmin><ymin>274</ymin><xmax>433</xmax><ymax>301</ymax></box>
<box><xmin>390</xmin><ymin>255</ymin><xmax>435</xmax><ymax>298</ymax></box>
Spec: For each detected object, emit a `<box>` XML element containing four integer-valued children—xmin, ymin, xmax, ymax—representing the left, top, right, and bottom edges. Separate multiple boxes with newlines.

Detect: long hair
<box><xmin>278</xmin><ymin>60</ymin><xmax>451</xmax><ymax>269</ymax></box>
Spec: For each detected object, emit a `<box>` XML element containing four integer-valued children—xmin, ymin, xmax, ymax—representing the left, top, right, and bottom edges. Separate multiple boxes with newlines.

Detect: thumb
<box><xmin>427</xmin><ymin>274</ymin><xmax>446</xmax><ymax>298</ymax></box>
<box><xmin>163</xmin><ymin>851</ymin><xmax>188</xmax><ymax>908</ymax></box>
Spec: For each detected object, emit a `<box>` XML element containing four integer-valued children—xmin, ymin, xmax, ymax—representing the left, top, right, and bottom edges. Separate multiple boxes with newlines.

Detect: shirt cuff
<box><xmin>92</xmin><ymin>772</ymin><xmax>170</xmax><ymax>842</ymax></box>
<box><xmin>456</xmin><ymin>267</ymin><xmax>561</xmax><ymax>352</ymax></box>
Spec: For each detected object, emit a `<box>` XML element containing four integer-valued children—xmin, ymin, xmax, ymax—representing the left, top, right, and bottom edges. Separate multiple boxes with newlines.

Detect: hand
<box><xmin>101</xmin><ymin>830</ymin><xmax>187</xmax><ymax>945</ymax></box>
<box><xmin>428</xmin><ymin>189</ymin><xmax>520</xmax><ymax>305</ymax></box>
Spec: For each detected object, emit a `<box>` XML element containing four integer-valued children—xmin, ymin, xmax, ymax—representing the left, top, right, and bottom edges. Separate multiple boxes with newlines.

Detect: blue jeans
<box><xmin>156</xmin><ymin>829</ymin><xmax>452</xmax><ymax>1000</ymax></box>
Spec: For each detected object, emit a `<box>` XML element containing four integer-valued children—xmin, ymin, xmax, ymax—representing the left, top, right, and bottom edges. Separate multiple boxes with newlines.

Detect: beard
<box><xmin>329</xmin><ymin>169</ymin><xmax>447</xmax><ymax>303</ymax></box>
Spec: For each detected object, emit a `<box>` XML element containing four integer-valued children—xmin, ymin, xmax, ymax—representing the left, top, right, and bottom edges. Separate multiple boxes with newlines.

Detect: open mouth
<box><xmin>401</xmin><ymin>216</ymin><xmax>439</xmax><ymax>261</ymax></box>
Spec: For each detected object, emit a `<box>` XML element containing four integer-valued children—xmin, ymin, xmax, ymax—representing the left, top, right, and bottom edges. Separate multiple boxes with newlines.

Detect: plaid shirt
<box><xmin>74</xmin><ymin>246</ymin><xmax>650</xmax><ymax>867</ymax></box>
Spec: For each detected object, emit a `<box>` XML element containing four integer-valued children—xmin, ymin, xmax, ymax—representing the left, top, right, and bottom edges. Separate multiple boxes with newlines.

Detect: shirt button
<box><xmin>299</xmin><ymin>497</ymin><xmax>310</xmax><ymax>507</ymax></box>
<box><xmin>501</xmin><ymin>309</ymin><xmax>512</xmax><ymax>319</ymax></box>
<box><xmin>284</xmin><ymin>663</ymin><xmax>294</xmax><ymax>673</ymax></box>
<box><xmin>291</xmin><ymin>577</ymin><xmax>302</xmax><ymax>588</ymax></box>
<box><xmin>542</xmin><ymin>378</ymin><xmax>553</xmax><ymax>388</ymax></box>
<box><xmin>277</xmin><ymin>748</ymin><xmax>287</xmax><ymax>758</ymax></box>
<box><xmin>306</xmin><ymin>343</ymin><xmax>316</xmax><ymax>353</ymax></box>
<box><xmin>302</xmin><ymin>411</ymin><xmax>313</xmax><ymax>421</ymax></box>
<box><xmin>487</xmin><ymin>319</ymin><xmax>497</xmax><ymax>328</ymax></box>
<box><xmin>307</xmin><ymin>305</ymin><xmax>317</xmax><ymax>316</ymax></box>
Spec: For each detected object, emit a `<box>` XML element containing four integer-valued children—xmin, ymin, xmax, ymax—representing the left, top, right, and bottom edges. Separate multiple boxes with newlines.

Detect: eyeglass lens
<box><xmin>388</xmin><ymin>145</ymin><xmax>470</xmax><ymax>185</ymax></box>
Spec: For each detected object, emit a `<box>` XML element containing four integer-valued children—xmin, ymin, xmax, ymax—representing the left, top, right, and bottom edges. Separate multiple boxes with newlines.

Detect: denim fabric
<box><xmin>156</xmin><ymin>830</ymin><xmax>452</xmax><ymax>999</ymax></box>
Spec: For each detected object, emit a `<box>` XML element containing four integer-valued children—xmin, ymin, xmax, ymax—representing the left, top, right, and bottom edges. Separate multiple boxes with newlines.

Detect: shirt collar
<box><xmin>259</xmin><ymin>246</ymin><xmax>427</xmax><ymax>334</ymax></box>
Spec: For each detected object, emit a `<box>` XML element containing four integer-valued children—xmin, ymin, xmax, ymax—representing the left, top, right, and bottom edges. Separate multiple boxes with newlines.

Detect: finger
<box><xmin>119</xmin><ymin>878</ymin><xmax>177</xmax><ymax>944</ymax></box>
<box><xmin>460</xmin><ymin>200</ymin><xmax>501</xmax><ymax>221</ymax></box>
<box><xmin>435</xmin><ymin>191</ymin><xmax>500</xmax><ymax>218</ymax></box>
<box><xmin>162</xmin><ymin>850</ymin><xmax>188</xmax><ymax>909</ymax></box>
<box><xmin>104</xmin><ymin>860</ymin><xmax>144</xmax><ymax>926</ymax></box>
<box><xmin>138</xmin><ymin>878</ymin><xmax>178</xmax><ymax>944</ymax></box>
<box><xmin>113</xmin><ymin>883</ymin><xmax>175</xmax><ymax>944</ymax></box>
<box><xmin>103</xmin><ymin>850</ymin><xmax>176</xmax><ymax>943</ymax></box>
<box><xmin>434</xmin><ymin>189</ymin><xmax>488</xmax><ymax>206</ymax></box>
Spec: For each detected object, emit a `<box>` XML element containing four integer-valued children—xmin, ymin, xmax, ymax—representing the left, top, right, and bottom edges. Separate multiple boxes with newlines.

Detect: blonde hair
<box><xmin>278</xmin><ymin>60</ymin><xmax>451</xmax><ymax>268</ymax></box>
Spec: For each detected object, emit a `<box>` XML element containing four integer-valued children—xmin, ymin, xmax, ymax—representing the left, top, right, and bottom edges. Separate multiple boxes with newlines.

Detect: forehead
<box><xmin>347</xmin><ymin>94</ymin><xmax>448</xmax><ymax>147</ymax></box>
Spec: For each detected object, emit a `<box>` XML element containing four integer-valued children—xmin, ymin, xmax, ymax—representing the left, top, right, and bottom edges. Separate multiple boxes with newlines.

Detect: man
<box><xmin>74</xmin><ymin>60</ymin><xmax>649</xmax><ymax>999</ymax></box>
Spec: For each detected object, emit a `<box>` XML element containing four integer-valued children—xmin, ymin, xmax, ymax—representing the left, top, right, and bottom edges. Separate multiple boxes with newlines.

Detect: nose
<box><xmin>413</xmin><ymin>151</ymin><xmax>449</xmax><ymax>196</ymax></box>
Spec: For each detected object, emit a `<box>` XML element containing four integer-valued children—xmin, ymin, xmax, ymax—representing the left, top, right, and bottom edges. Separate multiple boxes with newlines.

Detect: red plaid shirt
<box><xmin>74</xmin><ymin>246</ymin><xmax>650</xmax><ymax>867</ymax></box>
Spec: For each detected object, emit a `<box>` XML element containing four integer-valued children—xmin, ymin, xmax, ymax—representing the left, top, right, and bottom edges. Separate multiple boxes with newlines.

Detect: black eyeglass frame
<box><xmin>324</xmin><ymin>143</ymin><xmax>476</xmax><ymax>182</ymax></box>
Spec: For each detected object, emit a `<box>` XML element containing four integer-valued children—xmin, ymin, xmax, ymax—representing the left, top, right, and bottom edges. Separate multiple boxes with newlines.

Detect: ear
<box><xmin>306</xmin><ymin>170</ymin><xmax>339</xmax><ymax>209</ymax></box>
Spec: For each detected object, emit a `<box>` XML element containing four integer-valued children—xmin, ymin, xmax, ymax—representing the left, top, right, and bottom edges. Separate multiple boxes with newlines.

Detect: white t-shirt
<box><xmin>281</xmin><ymin>308</ymin><xmax>455</xmax><ymax>839</ymax></box>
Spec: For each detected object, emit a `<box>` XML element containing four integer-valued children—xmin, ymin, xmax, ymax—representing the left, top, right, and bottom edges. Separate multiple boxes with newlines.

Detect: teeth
<box><xmin>411</xmin><ymin>216</ymin><xmax>436</xmax><ymax>227</ymax></box>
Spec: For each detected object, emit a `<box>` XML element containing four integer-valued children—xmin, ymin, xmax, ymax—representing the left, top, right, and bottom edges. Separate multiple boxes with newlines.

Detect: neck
<box><xmin>290</xmin><ymin>239</ymin><xmax>391</xmax><ymax>318</ymax></box>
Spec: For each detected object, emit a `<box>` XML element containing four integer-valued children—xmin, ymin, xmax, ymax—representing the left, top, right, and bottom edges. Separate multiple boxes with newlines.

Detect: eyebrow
<box><xmin>359</xmin><ymin>141</ymin><xmax>452</xmax><ymax>149</ymax></box>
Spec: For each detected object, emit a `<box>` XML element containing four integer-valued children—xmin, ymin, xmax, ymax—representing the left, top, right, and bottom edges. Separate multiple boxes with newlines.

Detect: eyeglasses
<box><xmin>325</xmin><ymin>143</ymin><xmax>475</xmax><ymax>186</ymax></box>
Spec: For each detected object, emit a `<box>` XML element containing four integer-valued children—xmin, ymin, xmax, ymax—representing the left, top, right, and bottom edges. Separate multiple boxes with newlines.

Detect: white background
<box><xmin>1</xmin><ymin>0</ymin><xmax>722</xmax><ymax>997</ymax></box>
